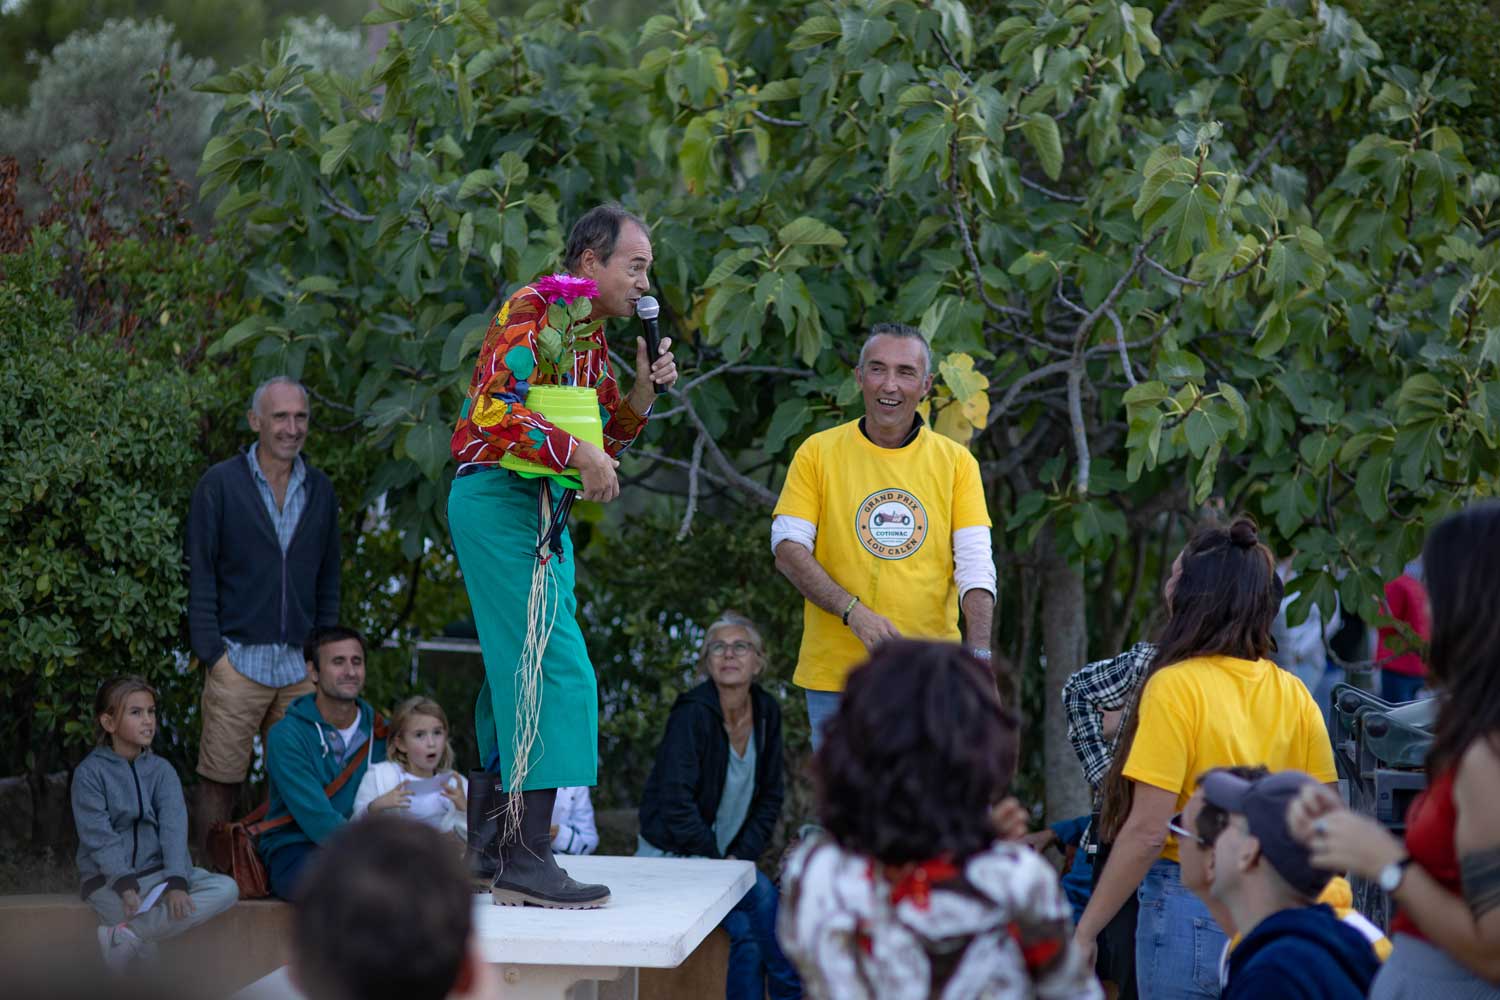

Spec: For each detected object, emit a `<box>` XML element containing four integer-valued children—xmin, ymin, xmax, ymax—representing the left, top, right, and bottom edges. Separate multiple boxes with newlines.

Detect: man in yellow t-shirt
<box><xmin>771</xmin><ymin>323</ymin><xmax>995</xmax><ymax>749</ymax></box>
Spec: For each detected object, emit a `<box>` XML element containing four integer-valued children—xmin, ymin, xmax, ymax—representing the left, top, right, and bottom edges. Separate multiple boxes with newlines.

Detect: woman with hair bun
<box><xmin>780</xmin><ymin>640</ymin><xmax>1100</xmax><ymax>999</ymax></box>
<box><xmin>1072</xmin><ymin>515</ymin><xmax>1337</xmax><ymax>998</ymax></box>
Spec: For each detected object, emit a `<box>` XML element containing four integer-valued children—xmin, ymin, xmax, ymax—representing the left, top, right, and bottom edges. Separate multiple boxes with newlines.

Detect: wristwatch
<box><xmin>1377</xmin><ymin>856</ymin><xmax>1413</xmax><ymax>893</ymax></box>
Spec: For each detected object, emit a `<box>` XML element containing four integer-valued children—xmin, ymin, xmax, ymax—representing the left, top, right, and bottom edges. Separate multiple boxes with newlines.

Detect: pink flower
<box><xmin>534</xmin><ymin>273</ymin><xmax>598</xmax><ymax>305</ymax></box>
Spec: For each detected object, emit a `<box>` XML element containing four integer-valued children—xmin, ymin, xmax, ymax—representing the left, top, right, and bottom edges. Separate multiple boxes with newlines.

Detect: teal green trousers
<box><xmin>447</xmin><ymin>469</ymin><xmax>598</xmax><ymax>790</ymax></box>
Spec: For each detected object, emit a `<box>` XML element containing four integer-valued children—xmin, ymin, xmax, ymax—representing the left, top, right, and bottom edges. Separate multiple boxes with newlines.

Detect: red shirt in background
<box><xmin>1376</xmin><ymin>573</ymin><xmax>1430</xmax><ymax>678</ymax></box>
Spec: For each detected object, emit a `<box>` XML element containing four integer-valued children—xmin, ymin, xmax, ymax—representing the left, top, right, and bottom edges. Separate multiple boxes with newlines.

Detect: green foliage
<box><xmin>0</xmin><ymin>0</ymin><xmax>374</xmax><ymax>109</ymax></box>
<box><xmin>198</xmin><ymin>0</ymin><xmax>1500</xmax><ymax>817</ymax></box>
<box><xmin>204</xmin><ymin>0</ymin><xmax>1499</xmax><ymax>626</ymax></box>
<box><xmin>0</xmin><ymin>119</ymin><xmax>252</xmax><ymax>784</ymax></box>
<box><xmin>1345</xmin><ymin>0</ymin><xmax>1500</xmax><ymax>168</ymax></box>
<box><xmin>0</xmin><ymin>17</ymin><xmax>221</xmax><ymax>222</ymax></box>
<box><xmin>0</xmin><ymin>230</ymin><xmax>209</xmax><ymax>778</ymax></box>
<box><xmin>282</xmin><ymin>14</ymin><xmax>368</xmax><ymax>78</ymax></box>
<box><xmin>0</xmin><ymin>22</ymin><xmax>475</xmax><ymax>818</ymax></box>
<box><xmin>0</xmin><ymin>148</ymin><xmax>476</xmax><ymax>792</ymax></box>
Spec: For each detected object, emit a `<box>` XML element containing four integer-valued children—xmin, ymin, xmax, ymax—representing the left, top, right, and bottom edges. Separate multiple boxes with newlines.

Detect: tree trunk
<box><xmin>1040</xmin><ymin>529</ymin><xmax>1091</xmax><ymax>825</ymax></box>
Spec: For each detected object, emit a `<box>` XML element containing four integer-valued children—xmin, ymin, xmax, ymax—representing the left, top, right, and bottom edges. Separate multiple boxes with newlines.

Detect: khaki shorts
<box><xmin>196</xmin><ymin>658</ymin><xmax>314</xmax><ymax>784</ymax></box>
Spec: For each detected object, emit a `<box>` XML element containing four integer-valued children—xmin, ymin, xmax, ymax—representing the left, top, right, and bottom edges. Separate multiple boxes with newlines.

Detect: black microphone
<box><xmin>635</xmin><ymin>295</ymin><xmax>664</xmax><ymax>393</ymax></box>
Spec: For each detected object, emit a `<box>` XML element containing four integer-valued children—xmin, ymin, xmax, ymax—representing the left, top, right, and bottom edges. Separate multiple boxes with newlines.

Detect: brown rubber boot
<box><xmin>464</xmin><ymin>770</ymin><xmax>505</xmax><ymax>890</ymax></box>
<box><xmin>491</xmin><ymin>788</ymin><xmax>610</xmax><ymax>909</ymax></box>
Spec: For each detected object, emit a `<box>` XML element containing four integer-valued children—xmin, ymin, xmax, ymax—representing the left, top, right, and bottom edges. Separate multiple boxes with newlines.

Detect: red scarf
<box><xmin>873</xmin><ymin>856</ymin><xmax>961</xmax><ymax>910</ymax></box>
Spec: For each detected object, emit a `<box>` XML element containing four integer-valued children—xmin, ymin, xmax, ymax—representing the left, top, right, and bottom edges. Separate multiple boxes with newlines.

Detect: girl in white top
<box><xmin>354</xmin><ymin>696</ymin><xmax>468</xmax><ymax>840</ymax></box>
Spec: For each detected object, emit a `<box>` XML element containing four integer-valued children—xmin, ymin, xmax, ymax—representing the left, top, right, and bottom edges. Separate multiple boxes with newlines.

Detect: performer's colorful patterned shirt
<box><xmin>450</xmin><ymin>283</ymin><xmax>649</xmax><ymax>473</ymax></box>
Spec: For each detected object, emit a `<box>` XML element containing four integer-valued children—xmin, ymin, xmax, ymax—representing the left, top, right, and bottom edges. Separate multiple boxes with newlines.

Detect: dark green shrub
<box><xmin>0</xmin><ymin>230</ymin><xmax>210</xmax><ymax>786</ymax></box>
<box><xmin>1346</xmin><ymin>0</ymin><xmax>1500</xmax><ymax>166</ymax></box>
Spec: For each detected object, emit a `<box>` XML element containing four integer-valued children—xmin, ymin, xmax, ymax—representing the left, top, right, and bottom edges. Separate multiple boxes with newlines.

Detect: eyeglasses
<box><xmin>1168</xmin><ymin>812</ymin><xmax>1211</xmax><ymax>848</ymax></box>
<box><xmin>707</xmin><ymin>640</ymin><xmax>756</xmax><ymax>658</ymax></box>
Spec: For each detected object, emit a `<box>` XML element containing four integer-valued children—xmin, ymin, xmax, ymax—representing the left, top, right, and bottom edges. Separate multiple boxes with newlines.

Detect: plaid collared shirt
<box><xmin>1063</xmin><ymin>641</ymin><xmax>1158</xmax><ymax>855</ymax></box>
<box><xmin>224</xmin><ymin>444</ymin><xmax>310</xmax><ymax>690</ymax></box>
<box><xmin>1062</xmin><ymin>641</ymin><xmax>1159</xmax><ymax>791</ymax></box>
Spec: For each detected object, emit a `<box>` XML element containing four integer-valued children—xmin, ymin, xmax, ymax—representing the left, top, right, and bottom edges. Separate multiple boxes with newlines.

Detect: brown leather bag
<box><xmin>208</xmin><ymin>721</ymin><xmax>385</xmax><ymax>898</ymax></box>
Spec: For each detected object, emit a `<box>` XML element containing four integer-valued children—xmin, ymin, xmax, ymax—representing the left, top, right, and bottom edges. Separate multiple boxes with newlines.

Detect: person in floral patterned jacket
<box><xmin>448</xmin><ymin>203</ymin><xmax>678</xmax><ymax>909</ymax></box>
<box><xmin>781</xmin><ymin>640</ymin><xmax>1102</xmax><ymax>999</ymax></box>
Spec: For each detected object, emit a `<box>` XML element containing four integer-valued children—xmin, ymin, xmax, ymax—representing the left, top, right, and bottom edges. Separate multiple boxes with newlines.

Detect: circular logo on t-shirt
<box><xmin>856</xmin><ymin>489</ymin><xmax>928</xmax><ymax>559</ymax></box>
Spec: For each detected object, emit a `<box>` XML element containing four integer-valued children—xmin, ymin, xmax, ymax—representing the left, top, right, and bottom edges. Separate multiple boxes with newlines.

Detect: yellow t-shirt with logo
<box><xmin>1123</xmin><ymin>654</ymin><xmax>1337</xmax><ymax>863</ymax></box>
<box><xmin>773</xmin><ymin>419</ymin><xmax>991</xmax><ymax>692</ymax></box>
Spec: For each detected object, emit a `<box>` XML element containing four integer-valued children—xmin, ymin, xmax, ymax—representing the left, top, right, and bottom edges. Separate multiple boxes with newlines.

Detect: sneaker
<box><xmin>97</xmin><ymin>924</ymin><xmax>144</xmax><ymax>972</ymax></box>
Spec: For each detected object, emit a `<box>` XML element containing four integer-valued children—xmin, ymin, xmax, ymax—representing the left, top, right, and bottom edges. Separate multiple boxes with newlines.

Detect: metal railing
<box><xmin>1328</xmin><ymin>683</ymin><xmax>1435</xmax><ymax>929</ymax></box>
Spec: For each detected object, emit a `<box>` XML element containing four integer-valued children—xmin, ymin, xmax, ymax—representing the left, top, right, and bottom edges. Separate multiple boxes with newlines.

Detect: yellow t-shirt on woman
<box><xmin>1122</xmin><ymin>654</ymin><xmax>1337</xmax><ymax>863</ymax></box>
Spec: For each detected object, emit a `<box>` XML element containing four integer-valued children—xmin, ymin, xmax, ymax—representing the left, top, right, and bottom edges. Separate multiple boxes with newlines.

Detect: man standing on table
<box><xmin>448</xmin><ymin>204</ymin><xmax>677</xmax><ymax>908</ymax></box>
<box><xmin>772</xmin><ymin>323</ymin><xmax>995</xmax><ymax>750</ymax></box>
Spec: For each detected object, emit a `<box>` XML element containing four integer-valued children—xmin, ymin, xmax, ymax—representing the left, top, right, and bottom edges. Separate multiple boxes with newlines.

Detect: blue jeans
<box><xmin>265</xmin><ymin>841</ymin><xmax>319</xmax><ymax>901</ymax></box>
<box><xmin>1136</xmin><ymin>858</ymin><xmax>1225</xmax><ymax>999</ymax></box>
<box><xmin>721</xmin><ymin>870</ymin><xmax>801</xmax><ymax>1000</ymax></box>
<box><xmin>804</xmin><ymin>689</ymin><xmax>840</xmax><ymax>753</ymax></box>
<box><xmin>1381</xmin><ymin>670</ymin><xmax>1425</xmax><ymax>704</ymax></box>
<box><xmin>1060</xmin><ymin>851</ymin><xmax>1094</xmax><ymax>928</ymax></box>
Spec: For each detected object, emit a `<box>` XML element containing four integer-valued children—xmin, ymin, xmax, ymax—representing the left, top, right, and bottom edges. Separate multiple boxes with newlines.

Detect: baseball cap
<box><xmin>1199</xmin><ymin>768</ymin><xmax>1332</xmax><ymax>899</ymax></box>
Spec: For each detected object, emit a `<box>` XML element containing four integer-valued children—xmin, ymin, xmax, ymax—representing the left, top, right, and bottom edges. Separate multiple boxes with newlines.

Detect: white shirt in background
<box><xmin>550</xmin><ymin>786</ymin><xmax>598</xmax><ymax>855</ymax></box>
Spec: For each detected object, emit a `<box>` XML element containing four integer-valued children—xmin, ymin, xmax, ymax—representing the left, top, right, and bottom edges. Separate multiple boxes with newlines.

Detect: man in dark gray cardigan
<box><xmin>186</xmin><ymin>376</ymin><xmax>341</xmax><ymax>849</ymax></box>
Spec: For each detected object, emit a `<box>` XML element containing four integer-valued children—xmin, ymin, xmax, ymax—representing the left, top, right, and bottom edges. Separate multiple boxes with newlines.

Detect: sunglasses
<box><xmin>1168</xmin><ymin>812</ymin><xmax>1212</xmax><ymax>848</ymax></box>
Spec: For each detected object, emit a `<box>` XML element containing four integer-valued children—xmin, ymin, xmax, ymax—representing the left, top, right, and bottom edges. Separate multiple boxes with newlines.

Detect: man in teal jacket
<box><xmin>258</xmin><ymin>625</ymin><xmax>386</xmax><ymax>899</ymax></box>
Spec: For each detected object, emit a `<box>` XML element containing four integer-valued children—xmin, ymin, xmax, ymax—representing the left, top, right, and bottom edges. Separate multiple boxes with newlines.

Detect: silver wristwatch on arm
<box><xmin>1377</xmin><ymin>856</ymin><xmax>1413</xmax><ymax>893</ymax></box>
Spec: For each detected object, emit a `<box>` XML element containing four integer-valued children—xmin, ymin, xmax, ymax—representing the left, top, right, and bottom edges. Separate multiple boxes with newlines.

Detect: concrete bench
<box><xmin>0</xmin><ymin>893</ymin><xmax>293</xmax><ymax>995</ymax></box>
<box><xmin>1</xmin><ymin>860</ymin><xmax>739</xmax><ymax>999</ymax></box>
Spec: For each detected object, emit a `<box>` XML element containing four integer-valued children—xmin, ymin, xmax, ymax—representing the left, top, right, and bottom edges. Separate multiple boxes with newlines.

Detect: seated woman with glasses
<box><xmin>636</xmin><ymin>612</ymin><xmax>802</xmax><ymax>1000</ymax></box>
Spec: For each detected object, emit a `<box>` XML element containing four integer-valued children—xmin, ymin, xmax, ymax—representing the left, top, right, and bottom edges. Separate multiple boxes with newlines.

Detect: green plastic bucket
<box><xmin>499</xmin><ymin>384</ymin><xmax>604</xmax><ymax>492</ymax></box>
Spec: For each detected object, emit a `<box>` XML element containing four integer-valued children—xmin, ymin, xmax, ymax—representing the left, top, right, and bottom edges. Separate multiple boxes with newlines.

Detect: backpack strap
<box><xmin>322</xmin><ymin>737</ymin><xmax>372</xmax><ymax>799</ymax></box>
<box><xmin>241</xmin><ymin>713</ymin><xmax>385</xmax><ymax>836</ymax></box>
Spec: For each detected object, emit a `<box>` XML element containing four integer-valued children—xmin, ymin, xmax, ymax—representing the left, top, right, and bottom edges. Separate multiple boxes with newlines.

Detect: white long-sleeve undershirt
<box><xmin>771</xmin><ymin>515</ymin><xmax>996</xmax><ymax>597</ymax></box>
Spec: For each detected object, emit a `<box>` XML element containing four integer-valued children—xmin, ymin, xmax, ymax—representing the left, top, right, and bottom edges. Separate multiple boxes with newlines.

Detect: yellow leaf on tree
<box><xmin>932</xmin><ymin>397</ymin><xmax>977</xmax><ymax>444</ymax></box>
<box><xmin>937</xmin><ymin>352</ymin><xmax>990</xmax><ymax>431</ymax></box>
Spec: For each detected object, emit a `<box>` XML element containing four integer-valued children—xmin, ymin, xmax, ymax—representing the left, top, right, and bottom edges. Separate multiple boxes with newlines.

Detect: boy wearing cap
<box><xmin>1191</xmin><ymin>767</ymin><xmax>1380</xmax><ymax>999</ymax></box>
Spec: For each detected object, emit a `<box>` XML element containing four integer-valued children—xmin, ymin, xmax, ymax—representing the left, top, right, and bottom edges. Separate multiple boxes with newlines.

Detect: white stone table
<box><xmin>477</xmin><ymin>856</ymin><xmax>754</xmax><ymax>998</ymax></box>
<box><xmin>234</xmin><ymin>856</ymin><xmax>755</xmax><ymax>1000</ymax></box>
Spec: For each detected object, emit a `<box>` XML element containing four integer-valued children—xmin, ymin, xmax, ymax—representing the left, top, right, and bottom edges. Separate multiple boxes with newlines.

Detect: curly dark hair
<box><xmin>815</xmin><ymin>640</ymin><xmax>1019</xmax><ymax>865</ymax></box>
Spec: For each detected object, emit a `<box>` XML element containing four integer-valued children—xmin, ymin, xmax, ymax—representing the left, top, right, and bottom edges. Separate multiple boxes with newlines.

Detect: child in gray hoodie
<box><xmin>72</xmin><ymin>677</ymin><xmax>238</xmax><ymax>970</ymax></box>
